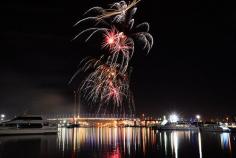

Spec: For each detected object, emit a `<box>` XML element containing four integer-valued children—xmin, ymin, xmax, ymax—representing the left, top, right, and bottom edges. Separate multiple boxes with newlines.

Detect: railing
<box><xmin>44</xmin><ymin>113</ymin><xmax>136</xmax><ymax>120</ymax></box>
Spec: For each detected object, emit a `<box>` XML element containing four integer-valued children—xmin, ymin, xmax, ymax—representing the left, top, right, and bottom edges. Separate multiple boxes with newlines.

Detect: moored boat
<box><xmin>153</xmin><ymin>121</ymin><xmax>199</xmax><ymax>131</ymax></box>
<box><xmin>0</xmin><ymin>115</ymin><xmax>58</xmax><ymax>135</ymax></box>
<box><xmin>199</xmin><ymin>123</ymin><xmax>230</xmax><ymax>132</ymax></box>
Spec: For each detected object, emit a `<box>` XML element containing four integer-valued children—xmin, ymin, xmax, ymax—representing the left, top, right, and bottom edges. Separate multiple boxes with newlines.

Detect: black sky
<box><xmin>0</xmin><ymin>0</ymin><xmax>235</xmax><ymax>118</ymax></box>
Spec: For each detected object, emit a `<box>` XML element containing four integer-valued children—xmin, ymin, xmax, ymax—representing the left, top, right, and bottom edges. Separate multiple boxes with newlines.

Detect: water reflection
<box><xmin>58</xmin><ymin>127</ymin><xmax>156</xmax><ymax>157</ymax></box>
<box><xmin>160</xmin><ymin>131</ymin><xmax>179</xmax><ymax>158</ymax></box>
<box><xmin>59</xmin><ymin>128</ymin><xmax>208</xmax><ymax>158</ymax></box>
<box><xmin>0</xmin><ymin>135</ymin><xmax>58</xmax><ymax>158</ymax></box>
<box><xmin>56</xmin><ymin>128</ymin><xmax>236</xmax><ymax>158</ymax></box>
<box><xmin>198</xmin><ymin>132</ymin><xmax>202</xmax><ymax>158</ymax></box>
<box><xmin>157</xmin><ymin>131</ymin><xmax>204</xmax><ymax>158</ymax></box>
<box><xmin>220</xmin><ymin>133</ymin><xmax>232</xmax><ymax>152</ymax></box>
<box><xmin>0</xmin><ymin>128</ymin><xmax>235</xmax><ymax>158</ymax></box>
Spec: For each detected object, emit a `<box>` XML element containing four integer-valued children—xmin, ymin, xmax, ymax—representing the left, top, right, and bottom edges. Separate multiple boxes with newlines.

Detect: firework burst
<box><xmin>70</xmin><ymin>0</ymin><xmax>153</xmax><ymax>115</ymax></box>
<box><xmin>75</xmin><ymin>0</ymin><xmax>141</xmax><ymax>25</ymax></box>
<box><xmin>75</xmin><ymin>57</ymin><xmax>133</xmax><ymax>113</ymax></box>
<box><xmin>102</xmin><ymin>27</ymin><xmax>134</xmax><ymax>73</ymax></box>
<box><xmin>102</xmin><ymin>27</ymin><xmax>134</xmax><ymax>55</ymax></box>
<box><xmin>73</xmin><ymin>0</ymin><xmax>153</xmax><ymax>54</ymax></box>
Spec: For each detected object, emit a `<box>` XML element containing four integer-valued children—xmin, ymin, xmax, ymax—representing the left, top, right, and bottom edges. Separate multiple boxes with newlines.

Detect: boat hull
<box><xmin>153</xmin><ymin>125</ymin><xmax>199</xmax><ymax>131</ymax></box>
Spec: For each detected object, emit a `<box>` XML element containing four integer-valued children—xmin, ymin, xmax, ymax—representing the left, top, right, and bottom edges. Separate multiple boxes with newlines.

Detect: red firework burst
<box><xmin>103</xmin><ymin>27</ymin><xmax>133</xmax><ymax>57</ymax></box>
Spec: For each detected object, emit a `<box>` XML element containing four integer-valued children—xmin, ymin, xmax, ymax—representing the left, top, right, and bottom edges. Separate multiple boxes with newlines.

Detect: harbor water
<box><xmin>0</xmin><ymin>127</ymin><xmax>235</xmax><ymax>158</ymax></box>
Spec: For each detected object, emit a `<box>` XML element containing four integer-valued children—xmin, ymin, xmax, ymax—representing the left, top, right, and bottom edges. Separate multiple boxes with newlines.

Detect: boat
<box><xmin>153</xmin><ymin>121</ymin><xmax>199</xmax><ymax>131</ymax></box>
<box><xmin>228</xmin><ymin>123</ymin><xmax>236</xmax><ymax>132</ymax></box>
<box><xmin>199</xmin><ymin>123</ymin><xmax>230</xmax><ymax>132</ymax></box>
<box><xmin>0</xmin><ymin>115</ymin><xmax>58</xmax><ymax>135</ymax></box>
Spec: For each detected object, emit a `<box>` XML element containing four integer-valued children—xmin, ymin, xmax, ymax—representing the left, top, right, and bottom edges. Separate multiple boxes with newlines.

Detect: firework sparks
<box><xmin>73</xmin><ymin>0</ymin><xmax>153</xmax><ymax>54</ymax></box>
<box><xmin>70</xmin><ymin>0</ymin><xmax>153</xmax><ymax>114</ymax></box>
<box><xmin>101</xmin><ymin>27</ymin><xmax>134</xmax><ymax>73</ymax></box>
<box><xmin>76</xmin><ymin>0</ymin><xmax>141</xmax><ymax>24</ymax></box>
<box><xmin>75</xmin><ymin>58</ymin><xmax>132</xmax><ymax>113</ymax></box>
<box><xmin>103</xmin><ymin>27</ymin><xmax>133</xmax><ymax>55</ymax></box>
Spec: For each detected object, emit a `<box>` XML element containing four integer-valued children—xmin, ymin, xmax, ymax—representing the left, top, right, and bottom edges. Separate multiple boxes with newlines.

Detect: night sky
<box><xmin>1</xmin><ymin>0</ymin><xmax>235</xmax><ymax>118</ymax></box>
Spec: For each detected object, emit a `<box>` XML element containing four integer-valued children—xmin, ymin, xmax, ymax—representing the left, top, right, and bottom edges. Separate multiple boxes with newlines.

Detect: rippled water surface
<box><xmin>0</xmin><ymin>128</ymin><xmax>236</xmax><ymax>158</ymax></box>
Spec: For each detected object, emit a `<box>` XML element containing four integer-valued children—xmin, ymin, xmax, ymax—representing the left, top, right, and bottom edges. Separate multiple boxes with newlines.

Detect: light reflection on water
<box><xmin>0</xmin><ymin>128</ymin><xmax>235</xmax><ymax>158</ymax></box>
<box><xmin>58</xmin><ymin>127</ymin><xmax>156</xmax><ymax>158</ymax></box>
<box><xmin>198</xmin><ymin>132</ymin><xmax>202</xmax><ymax>158</ymax></box>
<box><xmin>56</xmin><ymin>128</ymin><xmax>235</xmax><ymax>158</ymax></box>
<box><xmin>220</xmin><ymin>133</ymin><xmax>232</xmax><ymax>152</ymax></box>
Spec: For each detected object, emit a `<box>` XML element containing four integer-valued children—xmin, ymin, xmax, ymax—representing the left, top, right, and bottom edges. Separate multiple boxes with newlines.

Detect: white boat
<box><xmin>154</xmin><ymin>122</ymin><xmax>199</xmax><ymax>131</ymax></box>
<box><xmin>0</xmin><ymin>115</ymin><xmax>58</xmax><ymax>135</ymax></box>
<box><xmin>200</xmin><ymin>123</ymin><xmax>230</xmax><ymax>132</ymax></box>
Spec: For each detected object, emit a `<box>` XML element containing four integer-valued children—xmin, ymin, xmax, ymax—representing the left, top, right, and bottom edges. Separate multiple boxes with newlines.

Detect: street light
<box><xmin>196</xmin><ymin>115</ymin><xmax>201</xmax><ymax>126</ymax></box>
<box><xmin>196</xmin><ymin>115</ymin><xmax>200</xmax><ymax>121</ymax></box>
<box><xmin>1</xmin><ymin>114</ymin><xmax>5</xmax><ymax>121</ymax></box>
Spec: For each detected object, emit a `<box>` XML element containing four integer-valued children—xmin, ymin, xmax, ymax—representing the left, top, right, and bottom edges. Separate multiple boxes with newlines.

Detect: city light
<box><xmin>0</xmin><ymin>114</ymin><xmax>5</xmax><ymax>121</ymax></box>
<box><xmin>196</xmin><ymin>115</ymin><xmax>200</xmax><ymax>121</ymax></box>
<box><xmin>169</xmin><ymin>114</ymin><xmax>179</xmax><ymax>123</ymax></box>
